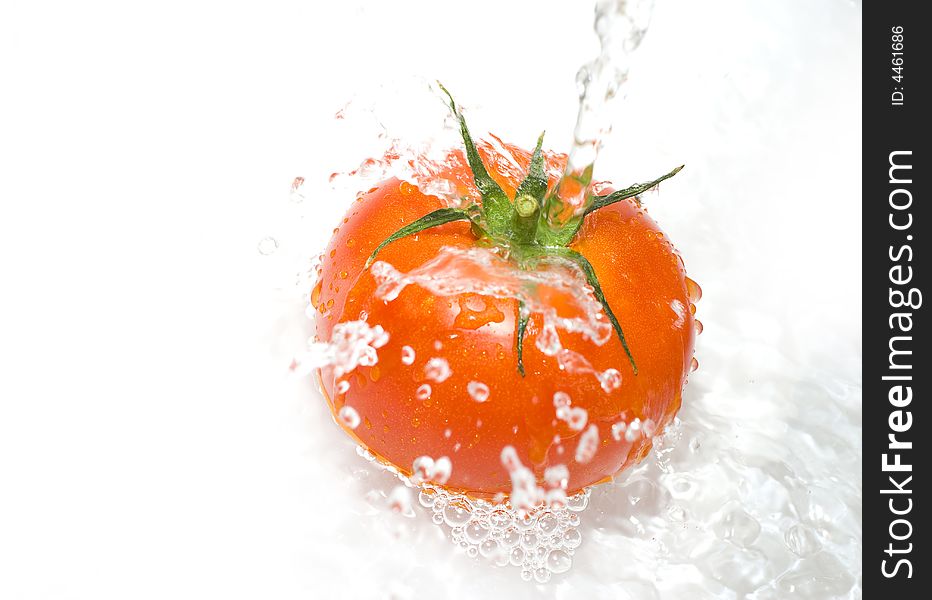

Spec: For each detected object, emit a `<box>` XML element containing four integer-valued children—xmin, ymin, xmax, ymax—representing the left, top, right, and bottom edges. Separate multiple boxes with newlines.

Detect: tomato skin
<box><xmin>314</xmin><ymin>144</ymin><xmax>696</xmax><ymax>496</ymax></box>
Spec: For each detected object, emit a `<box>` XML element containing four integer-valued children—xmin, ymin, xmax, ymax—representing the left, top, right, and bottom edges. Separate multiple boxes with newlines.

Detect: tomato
<box><xmin>312</xmin><ymin>91</ymin><xmax>697</xmax><ymax>499</ymax></box>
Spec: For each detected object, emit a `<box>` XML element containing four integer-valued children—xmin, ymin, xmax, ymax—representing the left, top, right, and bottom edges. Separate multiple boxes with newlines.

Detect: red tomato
<box><xmin>312</xmin><ymin>99</ymin><xmax>697</xmax><ymax>499</ymax></box>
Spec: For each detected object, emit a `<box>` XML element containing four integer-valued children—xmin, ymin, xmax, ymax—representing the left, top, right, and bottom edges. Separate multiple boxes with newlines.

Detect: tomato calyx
<box><xmin>363</xmin><ymin>84</ymin><xmax>684</xmax><ymax>375</ymax></box>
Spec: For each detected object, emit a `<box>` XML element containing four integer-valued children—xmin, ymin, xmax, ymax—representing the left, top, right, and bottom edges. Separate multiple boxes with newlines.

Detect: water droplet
<box><xmin>533</xmin><ymin>568</ymin><xmax>552</xmax><ymax>583</ymax></box>
<box><xmin>416</xmin><ymin>383</ymin><xmax>432</xmax><ymax>401</ymax></box>
<box><xmin>257</xmin><ymin>236</ymin><xmax>279</xmax><ymax>255</ymax></box>
<box><xmin>424</xmin><ymin>357</ymin><xmax>452</xmax><ymax>382</ymax></box>
<box><xmin>544</xmin><ymin>464</ymin><xmax>569</xmax><ymax>490</ymax></box>
<box><xmin>433</xmin><ymin>456</ymin><xmax>452</xmax><ymax>484</ymax></box>
<box><xmin>685</xmin><ymin>276</ymin><xmax>702</xmax><ymax>302</ymax></box>
<box><xmin>694</xmin><ymin>319</ymin><xmax>704</xmax><ymax>335</ymax></box>
<box><xmin>690</xmin><ymin>356</ymin><xmax>699</xmax><ymax>372</ymax></box>
<box><xmin>336</xmin><ymin>380</ymin><xmax>350</xmax><ymax>395</ymax></box>
<box><xmin>535</xmin><ymin>323</ymin><xmax>562</xmax><ymax>356</ymax></box>
<box><xmin>599</xmin><ymin>368</ymin><xmax>623</xmax><ymax>392</ymax></box>
<box><xmin>467</xmin><ymin>381</ymin><xmax>490</xmax><ymax>403</ymax></box>
<box><xmin>565</xmin><ymin>407</ymin><xmax>588</xmax><ymax>432</ymax></box>
<box><xmin>401</xmin><ymin>345</ymin><xmax>415</xmax><ymax>365</ymax></box>
<box><xmin>575</xmin><ymin>424</ymin><xmax>599</xmax><ymax>463</ymax></box>
<box><xmin>553</xmin><ymin>391</ymin><xmax>571</xmax><ymax>408</ymax></box>
<box><xmin>411</xmin><ymin>456</ymin><xmax>435</xmax><ymax>484</ymax></box>
<box><xmin>337</xmin><ymin>406</ymin><xmax>360</xmax><ymax>429</ymax></box>
<box><xmin>388</xmin><ymin>486</ymin><xmax>414</xmax><ymax>517</ymax></box>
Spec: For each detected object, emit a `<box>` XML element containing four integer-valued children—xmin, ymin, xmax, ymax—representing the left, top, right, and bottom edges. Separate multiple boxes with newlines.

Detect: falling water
<box><xmin>545</xmin><ymin>0</ymin><xmax>657</xmax><ymax>229</ymax></box>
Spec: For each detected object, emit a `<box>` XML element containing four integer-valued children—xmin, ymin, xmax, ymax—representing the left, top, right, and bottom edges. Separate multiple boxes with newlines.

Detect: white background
<box><xmin>1</xmin><ymin>1</ymin><xmax>860</xmax><ymax>598</ymax></box>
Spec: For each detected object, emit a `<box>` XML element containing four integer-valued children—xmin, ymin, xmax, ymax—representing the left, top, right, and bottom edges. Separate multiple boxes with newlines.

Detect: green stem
<box><xmin>511</xmin><ymin>195</ymin><xmax>540</xmax><ymax>244</ymax></box>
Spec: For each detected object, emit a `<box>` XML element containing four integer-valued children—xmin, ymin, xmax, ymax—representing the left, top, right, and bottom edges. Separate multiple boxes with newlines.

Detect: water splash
<box><xmin>290</xmin><ymin>320</ymin><xmax>390</xmax><ymax>378</ymax></box>
<box><xmin>546</xmin><ymin>0</ymin><xmax>657</xmax><ymax>229</ymax></box>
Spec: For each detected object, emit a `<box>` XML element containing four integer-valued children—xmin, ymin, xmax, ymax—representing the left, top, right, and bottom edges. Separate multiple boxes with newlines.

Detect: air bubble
<box><xmin>444</xmin><ymin>499</ymin><xmax>473</xmax><ymax>527</ymax></box>
<box><xmin>563</xmin><ymin>528</ymin><xmax>582</xmax><ymax>549</ymax></box>
<box><xmin>546</xmin><ymin>549</ymin><xmax>572</xmax><ymax>574</ymax></box>
<box><xmin>479</xmin><ymin>538</ymin><xmax>501</xmax><ymax>559</ymax></box>
<box><xmin>418</xmin><ymin>488</ymin><xmax>438</xmax><ymax>508</ymax></box>
<box><xmin>538</xmin><ymin>512</ymin><xmax>559</xmax><ymax>535</ymax></box>
<box><xmin>465</xmin><ymin>521</ymin><xmax>491</xmax><ymax>544</ymax></box>
<box><xmin>257</xmin><ymin>236</ymin><xmax>279</xmax><ymax>255</ymax></box>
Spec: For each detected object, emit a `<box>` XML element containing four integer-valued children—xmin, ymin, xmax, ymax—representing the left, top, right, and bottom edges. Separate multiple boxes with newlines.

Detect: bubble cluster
<box><xmin>417</xmin><ymin>483</ymin><xmax>589</xmax><ymax>582</ymax></box>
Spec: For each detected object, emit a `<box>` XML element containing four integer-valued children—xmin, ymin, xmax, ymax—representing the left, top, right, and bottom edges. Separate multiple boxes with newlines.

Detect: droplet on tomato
<box><xmin>575</xmin><ymin>424</ymin><xmax>600</xmax><ymax>463</ymax></box>
<box><xmin>467</xmin><ymin>381</ymin><xmax>490</xmax><ymax>403</ymax></box>
<box><xmin>670</xmin><ymin>298</ymin><xmax>687</xmax><ymax>328</ymax></box>
<box><xmin>536</xmin><ymin>323</ymin><xmax>562</xmax><ymax>356</ymax></box>
<box><xmin>401</xmin><ymin>345</ymin><xmax>416</xmax><ymax>365</ymax></box>
<box><xmin>500</xmin><ymin>446</ymin><xmax>522</xmax><ymax>473</ymax></box>
<box><xmin>411</xmin><ymin>456</ymin><xmax>435</xmax><ymax>484</ymax></box>
<box><xmin>433</xmin><ymin>456</ymin><xmax>453</xmax><ymax>484</ymax></box>
<box><xmin>685</xmin><ymin>276</ymin><xmax>703</xmax><ymax>302</ymax></box>
<box><xmin>415</xmin><ymin>383</ymin><xmax>432</xmax><ymax>401</ymax></box>
<box><xmin>694</xmin><ymin>319</ymin><xmax>704</xmax><ymax>335</ymax></box>
<box><xmin>338</xmin><ymin>405</ymin><xmax>360</xmax><ymax>429</ymax></box>
<box><xmin>553</xmin><ymin>391</ymin><xmax>572</xmax><ymax>409</ymax></box>
<box><xmin>565</xmin><ymin>408</ymin><xmax>588</xmax><ymax>432</ymax></box>
<box><xmin>424</xmin><ymin>357</ymin><xmax>452</xmax><ymax>382</ymax></box>
<box><xmin>336</xmin><ymin>380</ymin><xmax>350</xmax><ymax>394</ymax></box>
<box><xmin>598</xmin><ymin>368</ymin><xmax>622</xmax><ymax>392</ymax></box>
<box><xmin>544</xmin><ymin>464</ymin><xmax>570</xmax><ymax>490</ymax></box>
<box><xmin>546</xmin><ymin>488</ymin><xmax>568</xmax><ymax>509</ymax></box>
<box><xmin>690</xmin><ymin>356</ymin><xmax>700</xmax><ymax>372</ymax></box>
<box><xmin>611</xmin><ymin>421</ymin><xmax>627</xmax><ymax>441</ymax></box>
